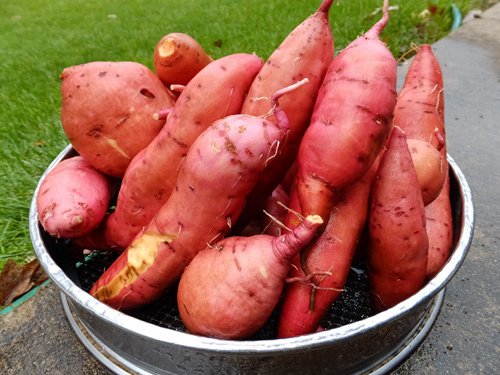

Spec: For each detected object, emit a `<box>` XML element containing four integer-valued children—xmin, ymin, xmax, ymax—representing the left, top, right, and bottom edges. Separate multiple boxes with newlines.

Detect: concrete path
<box><xmin>1</xmin><ymin>4</ymin><xmax>499</xmax><ymax>374</ymax></box>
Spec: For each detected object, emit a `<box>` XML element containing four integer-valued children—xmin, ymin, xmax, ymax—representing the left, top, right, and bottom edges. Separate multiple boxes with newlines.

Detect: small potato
<box><xmin>154</xmin><ymin>32</ymin><xmax>213</xmax><ymax>86</ymax></box>
<box><xmin>407</xmin><ymin>138</ymin><xmax>446</xmax><ymax>205</ymax></box>
<box><xmin>37</xmin><ymin>156</ymin><xmax>111</xmax><ymax>238</ymax></box>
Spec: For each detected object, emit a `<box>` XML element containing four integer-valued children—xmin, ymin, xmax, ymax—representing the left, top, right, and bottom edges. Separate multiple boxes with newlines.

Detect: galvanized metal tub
<box><xmin>30</xmin><ymin>145</ymin><xmax>474</xmax><ymax>375</ymax></box>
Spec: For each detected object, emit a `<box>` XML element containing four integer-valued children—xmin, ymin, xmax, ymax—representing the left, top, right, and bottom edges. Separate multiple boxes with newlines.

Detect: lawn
<box><xmin>0</xmin><ymin>0</ymin><xmax>489</xmax><ymax>270</ymax></box>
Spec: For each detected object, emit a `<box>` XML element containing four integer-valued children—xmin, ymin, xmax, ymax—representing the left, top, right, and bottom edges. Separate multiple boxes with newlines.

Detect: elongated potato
<box><xmin>278</xmin><ymin>159</ymin><xmax>378</xmax><ymax>338</ymax></box>
<box><xmin>393</xmin><ymin>44</ymin><xmax>445</xmax><ymax>150</ymax></box>
<box><xmin>287</xmin><ymin>0</ymin><xmax>396</xmax><ymax>226</ymax></box>
<box><xmin>99</xmin><ymin>53</ymin><xmax>264</xmax><ymax>250</ymax></box>
<box><xmin>368</xmin><ymin>127</ymin><xmax>428</xmax><ymax>311</ymax></box>
<box><xmin>394</xmin><ymin>44</ymin><xmax>453</xmax><ymax>275</ymax></box>
<box><xmin>235</xmin><ymin>0</ymin><xmax>335</xmax><ymax>229</ymax></box>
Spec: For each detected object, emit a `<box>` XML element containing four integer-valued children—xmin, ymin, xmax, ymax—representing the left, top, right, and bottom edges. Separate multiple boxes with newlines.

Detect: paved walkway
<box><xmin>1</xmin><ymin>4</ymin><xmax>499</xmax><ymax>374</ymax></box>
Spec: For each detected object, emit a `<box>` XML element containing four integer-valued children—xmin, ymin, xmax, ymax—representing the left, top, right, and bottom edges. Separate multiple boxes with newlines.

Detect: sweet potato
<box><xmin>37</xmin><ymin>156</ymin><xmax>111</xmax><ymax>238</ymax></box>
<box><xmin>177</xmin><ymin>215</ymin><xmax>323</xmax><ymax>340</ymax></box>
<box><xmin>90</xmin><ymin>53</ymin><xmax>264</xmax><ymax>250</ymax></box>
<box><xmin>393</xmin><ymin>43</ymin><xmax>447</xmax><ymax>208</ymax></box>
<box><xmin>287</xmin><ymin>0</ymin><xmax>397</xmax><ymax>226</ymax></box>
<box><xmin>60</xmin><ymin>61</ymin><xmax>175</xmax><ymax>177</ymax></box>
<box><xmin>425</xmin><ymin>173</ymin><xmax>453</xmax><ymax>279</ymax></box>
<box><xmin>368</xmin><ymin>126</ymin><xmax>428</xmax><ymax>311</ymax></box>
<box><xmin>277</xmin><ymin>159</ymin><xmax>378</xmax><ymax>338</ymax></box>
<box><xmin>393</xmin><ymin>44</ymin><xmax>445</xmax><ymax>150</ymax></box>
<box><xmin>89</xmin><ymin>80</ymin><xmax>307</xmax><ymax>310</ymax></box>
<box><xmin>407</xmin><ymin>138</ymin><xmax>446</xmax><ymax>205</ymax></box>
<box><xmin>394</xmin><ymin>44</ymin><xmax>452</xmax><ymax>277</ymax></box>
<box><xmin>154</xmin><ymin>32</ymin><xmax>213</xmax><ymax>87</ymax></box>
<box><xmin>235</xmin><ymin>0</ymin><xmax>335</xmax><ymax>228</ymax></box>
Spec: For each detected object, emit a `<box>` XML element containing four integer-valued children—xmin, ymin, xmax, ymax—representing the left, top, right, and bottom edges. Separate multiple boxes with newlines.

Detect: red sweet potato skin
<box><xmin>97</xmin><ymin>54</ymin><xmax>264</xmax><ymax>249</ymax></box>
<box><xmin>37</xmin><ymin>156</ymin><xmax>111</xmax><ymax>238</ymax></box>
<box><xmin>277</xmin><ymin>159</ymin><xmax>378</xmax><ymax>338</ymax></box>
<box><xmin>394</xmin><ymin>44</ymin><xmax>452</xmax><ymax>277</ymax></box>
<box><xmin>289</xmin><ymin>22</ymin><xmax>397</xmax><ymax>225</ymax></box>
<box><xmin>154</xmin><ymin>32</ymin><xmax>213</xmax><ymax>86</ymax></box>
<box><xmin>177</xmin><ymin>215</ymin><xmax>322</xmax><ymax>339</ymax></box>
<box><xmin>90</xmin><ymin>113</ymin><xmax>287</xmax><ymax>310</ymax></box>
<box><xmin>238</xmin><ymin>2</ymin><xmax>335</xmax><ymax>224</ymax></box>
<box><xmin>60</xmin><ymin>61</ymin><xmax>175</xmax><ymax>177</ymax></box>
<box><xmin>425</xmin><ymin>173</ymin><xmax>453</xmax><ymax>278</ymax></box>
<box><xmin>393</xmin><ymin>45</ymin><xmax>445</xmax><ymax>149</ymax></box>
<box><xmin>178</xmin><ymin>235</ymin><xmax>292</xmax><ymax>339</ymax></box>
<box><xmin>368</xmin><ymin>127</ymin><xmax>428</xmax><ymax>311</ymax></box>
<box><xmin>407</xmin><ymin>138</ymin><xmax>446</xmax><ymax>205</ymax></box>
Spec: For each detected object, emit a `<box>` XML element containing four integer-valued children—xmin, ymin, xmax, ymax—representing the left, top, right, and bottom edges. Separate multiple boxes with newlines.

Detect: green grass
<box><xmin>0</xmin><ymin>0</ymin><xmax>490</xmax><ymax>270</ymax></box>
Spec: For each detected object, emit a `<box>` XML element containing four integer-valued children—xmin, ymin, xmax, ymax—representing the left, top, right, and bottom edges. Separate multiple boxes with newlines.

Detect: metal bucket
<box><xmin>30</xmin><ymin>145</ymin><xmax>474</xmax><ymax>375</ymax></box>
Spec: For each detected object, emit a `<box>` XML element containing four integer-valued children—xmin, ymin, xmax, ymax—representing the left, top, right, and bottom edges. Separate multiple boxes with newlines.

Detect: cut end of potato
<box><xmin>305</xmin><ymin>214</ymin><xmax>324</xmax><ymax>225</ymax></box>
<box><xmin>158</xmin><ymin>38</ymin><xmax>176</xmax><ymax>58</ymax></box>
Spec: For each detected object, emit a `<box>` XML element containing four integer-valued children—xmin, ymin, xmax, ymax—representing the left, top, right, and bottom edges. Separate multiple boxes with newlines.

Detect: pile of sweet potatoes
<box><xmin>37</xmin><ymin>0</ymin><xmax>454</xmax><ymax>340</ymax></box>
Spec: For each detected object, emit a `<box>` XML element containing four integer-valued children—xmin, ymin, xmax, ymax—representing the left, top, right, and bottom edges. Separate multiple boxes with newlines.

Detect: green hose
<box><xmin>450</xmin><ymin>4</ymin><xmax>463</xmax><ymax>31</ymax></box>
<box><xmin>0</xmin><ymin>279</ymin><xmax>51</xmax><ymax>316</ymax></box>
